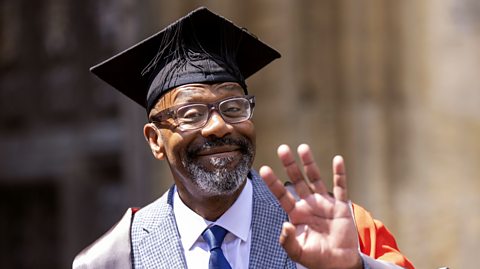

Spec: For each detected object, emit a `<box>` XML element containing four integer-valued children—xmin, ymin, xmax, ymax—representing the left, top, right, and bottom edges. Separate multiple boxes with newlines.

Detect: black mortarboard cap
<box><xmin>90</xmin><ymin>7</ymin><xmax>281</xmax><ymax>113</ymax></box>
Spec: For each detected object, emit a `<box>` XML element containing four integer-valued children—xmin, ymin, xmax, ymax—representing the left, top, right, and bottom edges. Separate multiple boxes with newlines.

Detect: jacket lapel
<box><xmin>132</xmin><ymin>186</ymin><xmax>187</xmax><ymax>268</ymax></box>
<box><xmin>248</xmin><ymin>170</ymin><xmax>296</xmax><ymax>269</ymax></box>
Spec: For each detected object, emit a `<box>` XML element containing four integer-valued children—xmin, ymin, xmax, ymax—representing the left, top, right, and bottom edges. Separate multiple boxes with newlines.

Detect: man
<box><xmin>73</xmin><ymin>7</ymin><xmax>413</xmax><ymax>269</ymax></box>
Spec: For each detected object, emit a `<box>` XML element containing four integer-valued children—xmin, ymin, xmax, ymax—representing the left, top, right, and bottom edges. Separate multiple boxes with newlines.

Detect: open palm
<box><xmin>260</xmin><ymin>144</ymin><xmax>362</xmax><ymax>269</ymax></box>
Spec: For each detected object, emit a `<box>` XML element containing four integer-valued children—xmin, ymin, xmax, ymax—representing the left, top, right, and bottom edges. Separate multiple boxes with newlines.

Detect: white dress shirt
<box><xmin>173</xmin><ymin>180</ymin><xmax>253</xmax><ymax>269</ymax></box>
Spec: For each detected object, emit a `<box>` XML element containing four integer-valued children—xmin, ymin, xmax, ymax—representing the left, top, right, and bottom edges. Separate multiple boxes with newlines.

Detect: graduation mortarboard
<box><xmin>90</xmin><ymin>6</ymin><xmax>281</xmax><ymax>113</ymax></box>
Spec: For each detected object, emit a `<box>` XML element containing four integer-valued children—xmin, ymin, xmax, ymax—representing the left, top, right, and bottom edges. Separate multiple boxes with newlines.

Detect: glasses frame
<box><xmin>149</xmin><ymin>95</ymin><xmax>255</xmax><ymax>131</ymax></box>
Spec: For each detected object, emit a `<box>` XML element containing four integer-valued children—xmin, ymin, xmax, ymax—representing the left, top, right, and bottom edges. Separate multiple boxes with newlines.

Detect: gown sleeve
<box><xmin>352</xmin><ymin>203</ymin><xmax>415</xmax><ymax>269</ymax></box>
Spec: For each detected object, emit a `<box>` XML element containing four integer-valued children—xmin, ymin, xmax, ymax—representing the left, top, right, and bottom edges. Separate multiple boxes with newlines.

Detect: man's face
<box><xmin>148</xmin><ymin>82</ymin><xmax>256</xmax><ymax>200</ymax></box>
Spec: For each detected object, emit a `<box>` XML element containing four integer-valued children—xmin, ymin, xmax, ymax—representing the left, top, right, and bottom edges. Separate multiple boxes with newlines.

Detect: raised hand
<box><xmin>259</xmin><ymin>144</ymin><xmax>362</xmax><ymax>269</ymax></box>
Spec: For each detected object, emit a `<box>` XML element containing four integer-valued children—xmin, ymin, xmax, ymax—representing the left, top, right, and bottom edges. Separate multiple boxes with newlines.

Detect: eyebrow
<box><xmin>216</xmin><ymin>83</ymin><xmax>243</xmax><ymax>91</ymax></box>
<box><xmin>172</xmin><ymin>89</ymin><xmax>204</xmax><ymax>103</ymax></box>
<box><xmin>173</xmin><ymin>83</ymin><xmax>244</xmax><ymax>103</ymax></box>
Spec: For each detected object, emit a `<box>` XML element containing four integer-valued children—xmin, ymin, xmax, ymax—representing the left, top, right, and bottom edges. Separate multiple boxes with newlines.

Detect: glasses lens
<box><xmin>173</xmin><ymin>97</ymin><xmax>253</xmax><ymax>131</ymax></box>
<box><xmin>176</xmin><ymin>104</ymin><xmax>209</xmax><ymax>130</ymax></box>
<box><xmin>219</xmin><ymin>98</ymin><xmax>251</xmax><ymax>123</ymax></box>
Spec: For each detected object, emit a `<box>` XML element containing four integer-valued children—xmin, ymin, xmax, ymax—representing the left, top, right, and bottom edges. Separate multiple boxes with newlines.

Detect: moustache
<box><xmin>187</xmin><ymin>136</ymin><xmax>252</xmax><ymax>157</ymax></box>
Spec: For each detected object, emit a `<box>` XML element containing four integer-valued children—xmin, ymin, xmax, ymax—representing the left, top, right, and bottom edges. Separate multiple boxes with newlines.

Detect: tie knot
<box><xmin>202</xmin><ymin>225</ymin><xmax>228</xmax><ymax>251</ymax></box>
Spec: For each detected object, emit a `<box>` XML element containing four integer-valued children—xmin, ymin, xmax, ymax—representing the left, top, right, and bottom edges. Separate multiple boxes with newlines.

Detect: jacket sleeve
<box><xmin>352</xmin><ymin>203</ymin><xmax>415</xmax><ymax>269</ymax></box>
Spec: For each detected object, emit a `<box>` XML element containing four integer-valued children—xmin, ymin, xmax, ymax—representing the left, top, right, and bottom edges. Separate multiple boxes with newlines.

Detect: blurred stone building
<box><xmin>1</xmin><ymin>0</ymin><xmax>479</xmax><ymax>268</ymax></box>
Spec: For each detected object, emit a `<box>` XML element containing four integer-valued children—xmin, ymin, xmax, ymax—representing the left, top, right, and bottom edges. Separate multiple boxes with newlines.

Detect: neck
<box><xmin>177</xmin><ymin>180</ymin><xmax>246</xmax><ymax>221</ymax></box>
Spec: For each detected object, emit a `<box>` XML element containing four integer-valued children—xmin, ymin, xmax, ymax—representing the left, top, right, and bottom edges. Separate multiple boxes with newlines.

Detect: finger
<box><xmin>279</xmin><ymin>222</ymin><xmax>302</xmax><ymax>262</ymax></box>
<box><xmin>259</xmin><ymin>166</ymin><xmax>297</xmax><ymax>214</ymax></box>
<box><xmin>332</xmin><ymin>155</ymin><xmax>348</xmax><ymax>202</ymax></box>
<box><xmin>277</xmin><ymin>144</ymin><xmax>312</xmax><ymax>198</ymax></box>
<box><xmin>297</xmin><ymin>144</ymin><xmax>328</xmax><ymax>195</ymax></box>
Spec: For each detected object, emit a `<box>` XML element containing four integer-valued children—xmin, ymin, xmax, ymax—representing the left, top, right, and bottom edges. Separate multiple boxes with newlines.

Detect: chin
<box><xmin>186</xmin><ymin>160</ymin><xmax>250</xmax><ymax>197</ymax></box>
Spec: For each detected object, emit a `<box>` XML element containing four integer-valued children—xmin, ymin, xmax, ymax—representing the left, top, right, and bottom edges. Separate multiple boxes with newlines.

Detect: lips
<box><xmin>186</xmin><ymin>136</ymin><xmax>249</xmax><ymax>160</ymax></box>
<box><xmin>196</xmin><ymin>145</ymin><xmax>240</xmax><ymax>156</ymax></box>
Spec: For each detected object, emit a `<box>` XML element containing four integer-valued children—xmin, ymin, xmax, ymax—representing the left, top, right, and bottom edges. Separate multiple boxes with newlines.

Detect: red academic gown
<box><xmin>352</xmin><ymin>203</ymin><xmax>415</xmax><ymax>269</ymax></box>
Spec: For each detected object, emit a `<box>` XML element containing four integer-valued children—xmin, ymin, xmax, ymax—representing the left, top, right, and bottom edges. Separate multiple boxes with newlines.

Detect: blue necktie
<box><xmin>202</xmin><ymin>225</ymin><xmax>232</xmax><ymax>269</ymax></box>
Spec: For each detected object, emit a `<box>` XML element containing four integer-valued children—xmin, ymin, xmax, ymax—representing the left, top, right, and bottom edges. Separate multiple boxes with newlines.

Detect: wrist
<box><xmin>347</xmin><ymin>253</ymin><xmax>363</xmax><ymax>269</ymax></box>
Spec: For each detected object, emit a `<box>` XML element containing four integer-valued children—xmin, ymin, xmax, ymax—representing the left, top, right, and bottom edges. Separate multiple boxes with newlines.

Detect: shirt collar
<box><xmin>173</xmin><ymin>179</ymin><xmax>253</xmax><ymax>251</ymax></box>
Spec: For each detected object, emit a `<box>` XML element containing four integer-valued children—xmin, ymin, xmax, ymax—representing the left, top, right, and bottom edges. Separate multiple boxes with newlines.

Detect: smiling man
<box><xmin>73</xmin><ymin>7</ymin><xmax>414</xmax><ymax>269</ymax></box>
<box><xmin>145</xmin><ymin>82</ymin><xmax>256</xmax><ymax>221</ymax></box>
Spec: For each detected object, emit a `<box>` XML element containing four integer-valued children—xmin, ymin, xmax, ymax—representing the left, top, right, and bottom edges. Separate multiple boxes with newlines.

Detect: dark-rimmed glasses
<box><xmin>149</xmin><ymin>95</ymin><xmax>255</xmax><ymax>131</ymax></box>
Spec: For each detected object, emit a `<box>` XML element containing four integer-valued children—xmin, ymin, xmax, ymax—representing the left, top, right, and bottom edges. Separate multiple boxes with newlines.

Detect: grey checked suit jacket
<box><xmin>130</xmin><ymin>170</ymin><xmax>297</xmax><ymax>269</ymax></box>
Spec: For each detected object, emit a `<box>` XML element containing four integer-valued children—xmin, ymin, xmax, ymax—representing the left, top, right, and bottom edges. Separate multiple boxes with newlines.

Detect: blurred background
<box><xmin>1</xmin><ymin>0</ymin><xmax>479</xmax><ymax>268</ymax></box>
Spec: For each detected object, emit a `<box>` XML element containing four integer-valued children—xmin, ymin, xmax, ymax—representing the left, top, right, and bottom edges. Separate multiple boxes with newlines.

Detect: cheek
<box><xmin>235</xmin><ymin>121</ymin><xmax>256</xmax><ymax>144</ymax></box>
<box><xmin>163</xmin><ymin>132</ymin><xmax>194</xmax><ymax>161</ymax></box>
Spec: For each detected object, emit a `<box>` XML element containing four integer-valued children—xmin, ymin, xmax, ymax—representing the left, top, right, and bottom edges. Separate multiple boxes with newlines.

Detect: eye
<box><xmin>221</xmin><ymin>99</ymin><xmax>248</xmax><ymax>117</ymax></box>
<box><xmin>224</xmin><ymin>106</ymin><xmax>241</xmax><ymax>113</ymax></box>
<box><xmin>177</xmin><ymin>105</ymin><xmax>207</xmax><ymax>123</ymax></box>
<box><xmin>183</xmin><ymin>110</ymin><xmax>204</xmax><ymax>118</ymax></box>
<box><xmin>221</xmin><ymin>104</ymin><xmax>241</xmax><ymax>115</ymax></box>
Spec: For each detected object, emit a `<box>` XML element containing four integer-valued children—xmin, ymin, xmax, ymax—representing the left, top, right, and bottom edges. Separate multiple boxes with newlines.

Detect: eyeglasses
<box><xmin>150</xmin><ymin>95</ymin><xmax>255</xmax><ymax>131</ymax></box>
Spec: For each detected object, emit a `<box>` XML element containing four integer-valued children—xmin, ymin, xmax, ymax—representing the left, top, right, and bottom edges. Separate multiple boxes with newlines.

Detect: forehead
<box><xmin>160</xmin><ymin>82</ymin><xmax>245</xmax><ymax>106</ymax></box>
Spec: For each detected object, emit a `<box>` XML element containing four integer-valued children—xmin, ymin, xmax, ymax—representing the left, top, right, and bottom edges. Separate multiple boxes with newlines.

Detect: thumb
<box><xmin>279</xmin><ymin>222</ymin><xmax>303</xmax><ymax>262</ymax></box>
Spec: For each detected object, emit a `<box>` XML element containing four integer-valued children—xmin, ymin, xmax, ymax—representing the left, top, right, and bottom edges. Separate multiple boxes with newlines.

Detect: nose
<box><xmin>201</xmin><ymin>111</ymin><xmax>233</xmax><ymax>138</ymax></box>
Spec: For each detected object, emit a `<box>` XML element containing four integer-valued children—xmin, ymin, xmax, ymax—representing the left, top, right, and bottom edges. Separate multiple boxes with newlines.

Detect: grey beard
<box><xmin>181</xmin><ymin>136</ymin><xmax>254</xmax><ymax>196</ymax></box>
<box><xmin>183</xmin><ymin>152</ymin><xmax>251</xmax><ymax>196</ymax></box>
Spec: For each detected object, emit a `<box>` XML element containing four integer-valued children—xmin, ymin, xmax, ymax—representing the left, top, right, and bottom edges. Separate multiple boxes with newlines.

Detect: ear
<box><xmin>143</xmin><ymin>123</ymin><xmax>165</xmax><ymax>160</ymax></box>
